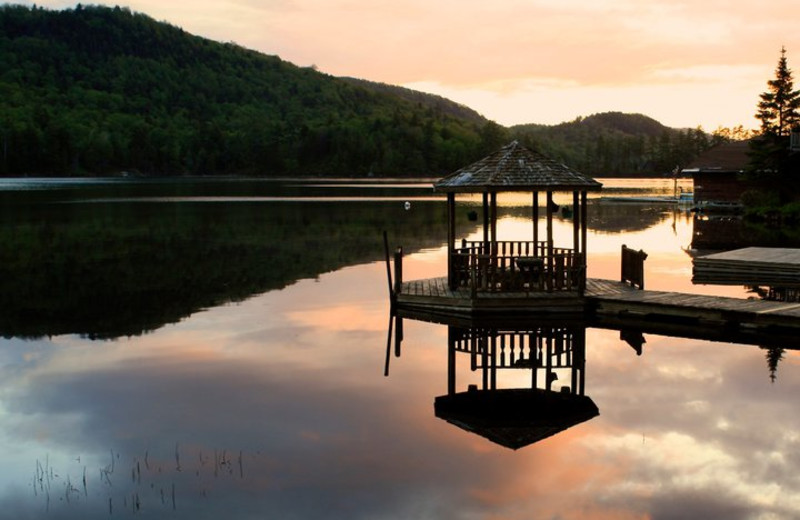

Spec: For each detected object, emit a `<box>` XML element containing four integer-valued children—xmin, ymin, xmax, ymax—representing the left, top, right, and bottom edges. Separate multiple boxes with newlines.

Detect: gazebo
<box><xmin>434</xmin><ymin>141</ymin><xmax>602</xmax><ymax>296</ymax></box>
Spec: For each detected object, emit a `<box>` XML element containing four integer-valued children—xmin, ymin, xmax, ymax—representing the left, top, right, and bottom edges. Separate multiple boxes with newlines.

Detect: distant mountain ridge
<box><xmin>514</xmin><ymin>112</ymin><xmax>671</xmax><ymax>137</ymax></box>
<box><xmin>571</xmin><ymin>112</ymin><xmax>670</xmax><ymax>136</ymax></box>
<box><xmin>511</xmin><ymin>112</ymin><xmax>715</xmax><ymax>176</ymax></box>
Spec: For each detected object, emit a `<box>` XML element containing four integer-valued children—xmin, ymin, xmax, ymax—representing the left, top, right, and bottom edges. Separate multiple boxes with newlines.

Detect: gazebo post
<box><xmin>581</xmin><ymin>191</ymin><xmax>588</xmax><ymax>292</ymax></box>
<box><xmin>573</xmin><ymin>191</ymin><xmax>580</xmax><ymax>287</ymax></box>
<box><xmin>490</xmin><ymin>191</ymin><xmax>498</xmax><ymax>260</ymax></box>
<box><xmin>532</xmin><ymin>191</ymin><xmax>539</xmax><ymax>252</ymax></box>
<box><xmin>546</xmin><ymin>191</ymin><xmax>554</xmax><ymax>292</ymax></box>
<box><xmin>572</xmin><ymin>191</ymin><xmax>580</xmax><ymax>252</ymax></box>
<box><xmin>482</xmin><ymin>192</ymin><xmax>489</xmax><ymax>255</ymax></box>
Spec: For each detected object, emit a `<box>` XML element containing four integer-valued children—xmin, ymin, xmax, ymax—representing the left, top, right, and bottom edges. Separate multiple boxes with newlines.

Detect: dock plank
<box><xmin>397</xmin><ymin>275</ymin><xmax>800</xmax><ymax>331</ymax></box>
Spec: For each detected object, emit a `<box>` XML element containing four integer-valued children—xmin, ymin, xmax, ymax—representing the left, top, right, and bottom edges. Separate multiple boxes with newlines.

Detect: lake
<box><xmin>0</xmin><ymin>177</ymin><xmax>798</xmax><ymax>519</ymax></box>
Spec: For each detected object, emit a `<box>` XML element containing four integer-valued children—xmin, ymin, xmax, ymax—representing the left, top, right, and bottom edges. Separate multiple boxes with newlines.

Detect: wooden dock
<box><xmin>395</xmin><ymin>276</ymin><xmax>800</xmax><ymax>340</ymax></box>
<box><xmin>585</xmin><ymin>278</ymin><xmax>800</xmax><ymax>342</ymax></box>
<box><xmin>397</xmin><ymin>276</ymin><xmax>585</xmax><ymax>318</ymax></box>
<box><xmin>693</xmin><ymin>247</ymin><xmax>800</xmax><ymax>286</ymax></box>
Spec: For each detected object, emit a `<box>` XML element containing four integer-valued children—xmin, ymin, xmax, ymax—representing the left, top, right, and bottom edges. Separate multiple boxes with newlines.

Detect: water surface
<box><xmin>0</xmin><ymin>178</ymin><xmax>797</xmax><ymax>519</ymax></box>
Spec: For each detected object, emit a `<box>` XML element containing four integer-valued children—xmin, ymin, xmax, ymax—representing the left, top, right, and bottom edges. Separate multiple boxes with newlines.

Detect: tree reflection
<box><xmin>0</xmin><ymin>184</ymin><xmax>480</xmax><ymax>339</ymax></box>
<box><xmin>762</xmin><ymin>345</ymin><xmax>786</xmax><ymax>383</ymax></box>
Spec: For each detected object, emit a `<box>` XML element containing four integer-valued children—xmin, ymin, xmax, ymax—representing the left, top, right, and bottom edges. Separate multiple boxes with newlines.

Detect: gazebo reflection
<box><xmin>384</xmin><ymin>317</ymin><xmax>599</xmax><ymax>450</ymax></box>
<box><xmin>434</xmin><ymin>323</ymin><xmax>598</xmax><ymax>449</ymax></box>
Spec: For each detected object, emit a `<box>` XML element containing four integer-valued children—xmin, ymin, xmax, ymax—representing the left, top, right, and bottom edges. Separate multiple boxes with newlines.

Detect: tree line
<box><xmin>1</xmin><ymin>5</ymin><xmax>724</xmax><ymax>178</ymax></box>
<box><xmin>511</xmin><ymin>112</ymin><xmax>728</xmax><ymax>177</ymax></box>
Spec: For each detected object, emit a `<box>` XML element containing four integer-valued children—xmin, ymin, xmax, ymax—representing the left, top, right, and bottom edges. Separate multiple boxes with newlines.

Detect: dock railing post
<box><xmin>621</xmin><ymin>245</ymin><xmax>628</xmax><ymax>284</ymax></box>
<box><xmin>394</xmin><ymin>247</ymin><xmax>403</xmax><ymax>296</ymax></box>
<box><xmin>621</xmin><ymin>244</ymin><xmax>648</xmax><ymax>290</ymax></box>
<box><xmin>470</xmin><ymin>252</ymin><xmax>478</xmax><ymax>299</ymax></box>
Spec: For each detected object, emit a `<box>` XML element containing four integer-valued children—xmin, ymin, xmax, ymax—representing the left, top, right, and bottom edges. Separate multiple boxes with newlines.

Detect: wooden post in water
<box><xmin>395</xmin><ymin>315</ymin><xmax>403</xmax><ymax>358</ymax></box>
<box><xmin>447</xmin><ymin>193</ymin><xmax>456</xmax><ymax>288</ymax></box>
<box><xmin>383</xmin><ymin>231</ymin><xmax>394</xmax><ymax>300</ymax></box>
<box><xmin>383</xmin><ymin>313</ymin><xmax>394</xmax><ymax>377</ymax></box>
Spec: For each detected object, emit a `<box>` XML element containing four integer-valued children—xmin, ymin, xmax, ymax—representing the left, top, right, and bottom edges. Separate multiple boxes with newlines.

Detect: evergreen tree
<box><xmin>756</xmin><ymin>47</ymin><xmax>800</xmax><ymax>137</ymax></box>
<box><xmin>750</xmin><ymin>47</ymin><xmax>800</xmax><ymax>176</ymax></box>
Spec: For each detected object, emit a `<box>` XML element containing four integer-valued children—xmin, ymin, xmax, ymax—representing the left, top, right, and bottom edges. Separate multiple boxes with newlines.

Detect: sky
<box><xmin>17</xmin><ymin>0</ymin><xmax>800</xmax><ymax>130</ymax></box>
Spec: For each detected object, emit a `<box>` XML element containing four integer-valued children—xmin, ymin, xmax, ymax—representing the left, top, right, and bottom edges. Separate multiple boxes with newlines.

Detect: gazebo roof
<box><xmin>435</xmin><ymin>141</ymin><xmax>602</xmax><ymax>193</ymax></box>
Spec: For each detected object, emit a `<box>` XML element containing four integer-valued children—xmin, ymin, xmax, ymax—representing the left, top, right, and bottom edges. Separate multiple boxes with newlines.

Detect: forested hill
<box><xmin>340</xmin><ymin>77</ymin><xmax>489</xmax><ymax>126</ymax></box>
<box><xmin>511</xmin><ymin>112</ymin><xmax>716</xmax><ymax>177</ymax></box>
<box><xmin>0</xmin><ymin>5</ymin><xmax>501</xmax><ymax>176</ymax></box>
<box><xmin>1</xmin><ymin>5</ymin><xmax>716</xmax><ymax>177</ymax></box>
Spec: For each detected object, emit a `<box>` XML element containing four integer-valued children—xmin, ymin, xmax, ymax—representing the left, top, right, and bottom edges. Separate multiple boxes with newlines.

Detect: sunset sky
<box><xmin>20</xmin><ymin>0</ymin><xmax>800</xmax><ymax>130</ymax></box>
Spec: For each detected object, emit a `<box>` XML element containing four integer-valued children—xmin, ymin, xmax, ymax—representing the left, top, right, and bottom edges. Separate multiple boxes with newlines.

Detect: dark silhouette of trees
<box><xmin>756</xmin><ymin>47</ymin><xmax>800</xmax><ymax>137</ymax></box>
<box><xmin>750</xmin><ymin>47</ymin><xmax>800</xmax><ymax>176</ymax></box>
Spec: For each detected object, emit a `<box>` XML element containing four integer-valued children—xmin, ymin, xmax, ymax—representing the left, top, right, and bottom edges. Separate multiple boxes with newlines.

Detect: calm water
<box><xmin>0</xmin><ymin>177</ymin><xmax>798</xmax><ymax>519</ymax></box>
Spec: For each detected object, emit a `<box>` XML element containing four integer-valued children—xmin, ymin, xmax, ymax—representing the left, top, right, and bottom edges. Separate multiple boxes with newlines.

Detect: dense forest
<box><xmin>0</xmin><ymin>4</ymin><xmax>497</xmax><ymax>176</ymax></box>
<box><xmin>1</xmin><ymin>4</ymin><xmax>721</xmax><ymax>177</ymax></box>
<box><xmin>512</xmin><ymin>112</ymin><xmax>722</xmax><ymax>177</ymax></box>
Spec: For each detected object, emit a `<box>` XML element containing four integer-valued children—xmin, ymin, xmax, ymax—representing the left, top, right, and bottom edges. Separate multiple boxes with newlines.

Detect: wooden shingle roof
<box><xmin>684</xmin><ymin>140</ymin><xmax>751</xmax><ymax>172</ymax></box>
<box><xmin>435</xmin><ymin>141</ymin><xmax>602</xmax><ymax>193</ymax></box>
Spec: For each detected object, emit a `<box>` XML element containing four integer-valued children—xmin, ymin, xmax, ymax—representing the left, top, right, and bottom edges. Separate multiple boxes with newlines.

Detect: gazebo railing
<box><xmin>460</xmin><ymin>239</ymin><xmax>548</xmax><ymax>258</ymax></box>
<box><xmin>450</xmin><ymin>240</ymin><xmax>584</xmax><ymax>295</ymax></box>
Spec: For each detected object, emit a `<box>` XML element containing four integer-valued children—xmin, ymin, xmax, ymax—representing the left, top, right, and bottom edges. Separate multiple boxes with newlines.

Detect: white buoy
<box><xmin>404</xmin><ymin>201</ymin><xmax>411</xmax><ymax>211</ymax></box>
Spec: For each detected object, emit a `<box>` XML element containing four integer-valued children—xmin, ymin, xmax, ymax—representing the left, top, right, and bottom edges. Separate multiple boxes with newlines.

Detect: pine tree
<box><xmin>756</xmin><ymin>47</ymin><xmax>800</xmax><ymax>137</ymax></box>
<box><xmin>749</xmin><ymin>47</ymin><xmax>800</xmax><ymax>176</ymax></box>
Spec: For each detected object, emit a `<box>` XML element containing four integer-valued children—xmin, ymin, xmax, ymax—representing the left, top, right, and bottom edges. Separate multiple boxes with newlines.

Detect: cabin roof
<box><xmin>434</xmin><ymin>141</ymin><xmax>602</xmax><ymax>193</ymax></box>
<box><xmin>683</xmin><ymin>140</ymin><xmax>751</xmax><ymax>173</ymax></box>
